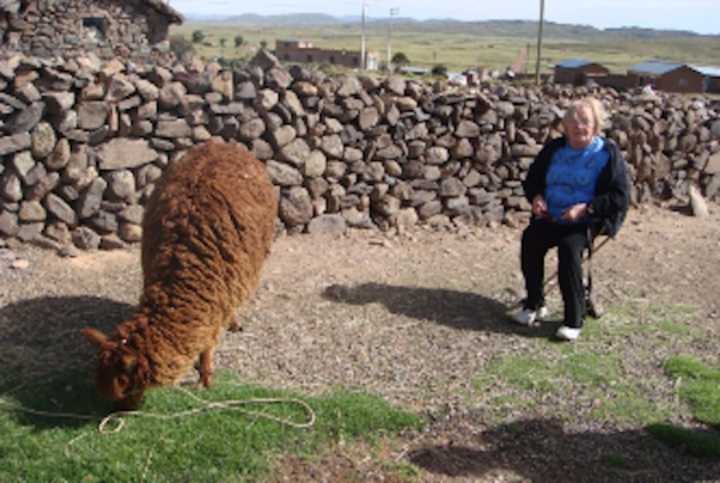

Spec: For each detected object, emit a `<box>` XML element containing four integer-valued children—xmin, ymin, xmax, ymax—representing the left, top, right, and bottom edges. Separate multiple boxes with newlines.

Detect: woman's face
<box><xmin>564</xmin><ymin>106</ymin><xmax>596</xmax><ymax>149</ymax></box>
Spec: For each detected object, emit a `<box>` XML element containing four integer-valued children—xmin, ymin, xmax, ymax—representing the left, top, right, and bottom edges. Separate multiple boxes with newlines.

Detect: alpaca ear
<box><xmin>81</xmin><ymin>328</ymin><xmax>113</xmax><ymax>350</ymax></box>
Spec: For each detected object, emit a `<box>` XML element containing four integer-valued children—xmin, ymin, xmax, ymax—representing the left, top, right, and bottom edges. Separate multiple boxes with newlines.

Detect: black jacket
<box><xmin>522</xmin><ymin>136</ymin><xmax>630</xmax><ymax>238</ymax></box>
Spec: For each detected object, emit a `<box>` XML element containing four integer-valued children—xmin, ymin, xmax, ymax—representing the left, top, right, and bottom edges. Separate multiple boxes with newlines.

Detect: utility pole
<box><xmin>535</xmin><ymin>0</ymin><xmax>545</xmax><ymax>85</ymax></box>
<box><xmin>360</xmin><ymin>0</ymin><xmax>367</xmax><ymax>70</ymax></box>
<box><xmin>386</xmin><ymin>7</ymin><xmax>398</xmax><ymax>72</ymax></box>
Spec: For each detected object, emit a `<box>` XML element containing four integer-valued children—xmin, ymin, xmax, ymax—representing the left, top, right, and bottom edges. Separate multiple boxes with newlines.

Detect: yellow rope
<box><xmin>0</xmin><ymin>386</ymin><xmax>316</xmax><ymax>435</ymax></box>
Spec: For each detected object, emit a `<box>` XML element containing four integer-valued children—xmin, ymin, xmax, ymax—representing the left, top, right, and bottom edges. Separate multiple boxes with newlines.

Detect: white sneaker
<box><xmin>511</xmin><ymin>306</ymin><xmax>548</xmax><ymax>326</ymax></box>
<box><xmin>556</xmin><ymin>326</ymin><xmax>581</xmax><ymax>341</ymax></box>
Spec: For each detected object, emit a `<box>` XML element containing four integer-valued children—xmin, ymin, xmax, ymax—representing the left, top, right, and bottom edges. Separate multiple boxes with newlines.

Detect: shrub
<box><xmin>191</xmin><ymin>30</ymin><xmax>205</xmax><ymax>44</ymax></box>
<box><xmin>169</xmin><ymin>35</ymin><xmax>195</xmax><ymax>61</ymax></box>
<box><xmin>431</xmin><ymin>64</ymin><xmax>448</xmax><ymax>76</ymax></box>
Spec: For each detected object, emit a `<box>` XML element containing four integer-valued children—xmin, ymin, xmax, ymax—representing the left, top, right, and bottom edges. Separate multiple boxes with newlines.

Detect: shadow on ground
<box><xmin>322</xmin><ymin>282</ymin><xmax>561</xmax><ymax>338</ymax></box>
<box><xmin>0</xmin><ymin>296</ymin><xmax>134</xmax><ymax>428</ymax></box>
<box><xmin>408</xmin><ymin>417</ymin><xmax>720</xmax><ymax>483</ymax></box>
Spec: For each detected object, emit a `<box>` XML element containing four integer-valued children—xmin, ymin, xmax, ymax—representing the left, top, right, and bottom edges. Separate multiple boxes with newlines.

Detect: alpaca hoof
<box><xmin>227</xmin><ymin>313</ymin><xmax>244</xmax><ymax>332</ymax></box>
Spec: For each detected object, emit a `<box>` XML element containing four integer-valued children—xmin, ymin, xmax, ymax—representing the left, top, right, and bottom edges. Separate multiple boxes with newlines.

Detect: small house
<box><xmin>0</xmin><ymin>0</ymin><xmax>183</xmax><ymax>59</ymax></box>
<box><xmin>554</xmin><ymin>58</ymin><xmax>610</xmax><ymax>86</ymax></box>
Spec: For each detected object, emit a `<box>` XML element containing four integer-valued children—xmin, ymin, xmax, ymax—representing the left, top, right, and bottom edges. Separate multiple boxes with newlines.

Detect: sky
<box><xmin>168</xmin><ymin>0</ymin><xmax>720</xmax><ymax>35</ymax></box>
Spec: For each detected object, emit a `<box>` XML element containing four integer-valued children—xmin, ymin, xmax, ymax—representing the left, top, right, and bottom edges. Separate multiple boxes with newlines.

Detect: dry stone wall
<box><xmin>1</xmin><ymin>50</ymin><xmax>719</xmax><ymax>251</ymax></box>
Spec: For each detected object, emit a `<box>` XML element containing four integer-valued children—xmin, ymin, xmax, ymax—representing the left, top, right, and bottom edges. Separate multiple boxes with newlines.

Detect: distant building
<box><xmin>275</xmin><ymin>39</ymin><xmax>378</xmax><ymax>70</ymax></box>
<box><xmin>689</xmin><ymin>65</ymin><xmax>720</xmax><ymax>94</ymax></box>
<box><xmin>554</xmin><ymin>58</ymin><xmax>610</xmax><ymax>86</ymax></box>
<box><xmin>626</xmin><ymin>60</ymin><xmax>720</xmax><ymax>93</ymax></box>
<box><xmin>447</xmin><ymin>72</ymin><xmax>467</xmax><ymax>86</ymax></box>
<box><xmin>398</xmin><ymin>65</ymin><xmax>430</xmax><ymax>76</ymax></box>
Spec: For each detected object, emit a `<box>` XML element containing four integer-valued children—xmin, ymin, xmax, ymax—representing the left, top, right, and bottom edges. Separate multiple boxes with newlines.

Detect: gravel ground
<box><xmin>2</xmin><ymin>202</ymin><xmax>720</xmax><ymax>482</ymax></box>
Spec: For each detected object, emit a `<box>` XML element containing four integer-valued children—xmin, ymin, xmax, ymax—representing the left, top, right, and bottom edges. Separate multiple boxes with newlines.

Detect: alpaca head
<box><xmin>82</xmin><ymin>327</ymin><xmax>151</xmax><ymax>410</ymax></box>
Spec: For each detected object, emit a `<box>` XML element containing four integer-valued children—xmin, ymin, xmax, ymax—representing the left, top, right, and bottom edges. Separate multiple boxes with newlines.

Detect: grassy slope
<box><xmin>171</xmin><ymin>23</ymin><xmax>720</xmax><ymax>73</ymax></box>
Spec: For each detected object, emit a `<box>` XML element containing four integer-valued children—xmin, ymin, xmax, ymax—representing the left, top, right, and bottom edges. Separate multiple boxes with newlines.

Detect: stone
<box><xmin>16</xmin><ymin>222</ymin><xmax>44</xmax><ymax>242</ymax></box>
<box><xmin>321</xmin><ymin>134</ymin><xmax>344</xmax><ymax>159</ymax></box>
<box><xmin>72</xmin><ymin>226</ymin><xmax>101</xmax><ymax>250</ymax></box>
<box><xmin>97</xmin><ymin>138</ymin><xmax>158</xmax><ymax>170</ymax></box>
<box><xmin>279</xmin><ymin>138</ymin><xmax>312</xmax><ymax>167</ymax></box>
<box><xmin>304</xmin><ymin>150</ymin><xmax>327</xmax><ymax>177</ymax></box>
<box><xmin>27</xmin><ymin>171</ymin><xmax>59</xmax><ymax>201</ymax></box>
<box><xmin>106</xmin><ymin>75</ymin><xmax>136</xmax><ymax>101</ymax></box>
<box><xmin>100</xmin><ymin>234</ymin><xmax>127</xmax><ymax>250</ymax></box>
<box><xmin>44</xmin><ymin>222</ymin><xmax>71</xmax><ymax>244</ymax></box>
<box><xmin>386</xmin><ymin>76</ymin><xmax>406</xmax><ymax>96</ymax></box>
<box><xmin>118</xmin><ymin>205</ymin><xmax>144</xmax><ymax>224</ymax></box>
<box><xmin>283</xmin><ymin>90</ymin><xmax>304</xmax><ymax>117</ymax></box>
<box><xmin>266</xmin><ymin>160</ymin><xmax>303</xmax><ymax>186</ymax></box>
<box><xmin>0</xmin><ymin>210</ymin><xmax>19</xmax><ymax>236</ymax></box>
<box><xmin>158</xmin><ymin>82</ymin><xmax>186</xmax><ymax>109</ymax></box>
<box><xmin>119</xmin><ymin>223</ymin><xmax>142</xmax><ymax>243</ymax></box>
<box><xmin>307</xmin><ymin>214</ymin><xmax>347</xmax><ymax>235</ymax></box>
<box><xmin>43</xmin><ymin>92</ymin><xmax>74</xmax><ymax>114</ymax></box>
<box><xmin>279</xmin><ymin>187</ymin><xmax>313</xmax><ymax>226</ymax></box>
<box><xmin>689</xmin><ymin>184</ymin><xmax>709</xmax><ymax>218</ymax></box>
<box><xmin>239</xmin><ymin>118</ymin><xmax>266</xmax><ymax>140</ymax></box>
<box><xmin>156</xmin><ymin>119</ymin><xmax>192</xmax><ymax>138</ymax></box>
<box><xmin>456</xmin><ymin>120</ymin><xmax>480</xmax><ymax>138</ymax></box>
<box><xmin>12</xmin><ymin>150</ymin><xmax>34</xmax><ymax>179</ymax></box>
<box><xmin>337</xmin><ymin>76</ymin><xmax>362</xmax><ymax>97</ymax></box>
<box><xmin>258</xmin><ymin>89</ymin><xmax>279</xmax><ymax>110</ymax></box>
<box><xmin>272</xmin><ymin>125</ymin><xmax>297</xmax><ymax>148</ymax></box>
<box><xmin>77</xmin><ymin>101</ymin><xmax>109</xmax><ymax>130</ymax></box>
<box><xmin>134</xmin><ymin>78</ymin><xmax>160</xmax><ymax>101</ymax></box>
<box><xmin>45</xmin><ymin>193</ymin><xmax>77</xmax><ymax>225</ymax></box>
<box><xmin>1</xmin><ymin>173</ymin><xmax>22</xmax><ymax>202</ymax></box>
<box><xmin>18</xmin><ymin>201</ymin><xmax>45</xmax><ymax>222</ymax></box>
<box><xmin>107</xmin><ymin>170</ymin><xmax>136</xmax><ymax>202</ymax></box>
<box><xmin>426</xmin><ymin>147</ymin><xmax>450</xmax><ymax>165</ymax></box>
<box><xmin>30</xmin><ymin>121</ymin><xmax>56</xmax><ymax>159</ymax></box>
<box><xmin>77</xmin><ymin>177</ymin><xmax>107</xmax><ymax>219</ymax></box>
<box><xmin>4</xmin><ymin>101</ymin><xmax>44</xmax><ymax>133</ymax></box>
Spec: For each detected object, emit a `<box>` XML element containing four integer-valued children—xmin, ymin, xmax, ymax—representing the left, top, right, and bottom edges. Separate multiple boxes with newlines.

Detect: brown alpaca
<box><xmin>82</xmin><ymin>141</ymin><xmax>277</xmax><ymax>409</ymax></box>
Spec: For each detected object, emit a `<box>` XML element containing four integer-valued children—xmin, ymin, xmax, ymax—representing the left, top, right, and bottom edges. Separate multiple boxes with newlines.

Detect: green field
<box><xmin>171</xmin><ymin>23</ymin><xmax>720</xmax><ymax>73</ymax></box>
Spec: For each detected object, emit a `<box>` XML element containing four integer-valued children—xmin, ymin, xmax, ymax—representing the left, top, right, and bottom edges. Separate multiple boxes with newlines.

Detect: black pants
<box><xmin>521</xmin><ymin>220</ymin><xmax>589</xmax><ymax>329</ymax></box>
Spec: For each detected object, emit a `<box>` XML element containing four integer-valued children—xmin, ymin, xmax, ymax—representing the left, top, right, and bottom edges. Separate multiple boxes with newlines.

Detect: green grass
<box><xmin>665</xmin><ymin>356</ymin><xmax>720</xmax><ymax>426</ymax></box>
<box><xmin>471</xmin><ymin>302</ymin><xmax>701</xmax><ymax>425</ymax></box>
<box><xmin>645</xmin><ymin>356</ymin><xmax>720</xmax><ymax>457</ymax></box>
<box><xmin>0</xmin><ymin>370</ymin><xmax>422</xmax><ymax>482</ymax></box>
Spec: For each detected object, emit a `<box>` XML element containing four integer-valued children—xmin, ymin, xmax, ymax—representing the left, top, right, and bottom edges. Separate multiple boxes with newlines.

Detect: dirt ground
<box><xmin>2</xmin><ymin>201</ymin><xmax>720</xmax><ymax>482</ymax></box>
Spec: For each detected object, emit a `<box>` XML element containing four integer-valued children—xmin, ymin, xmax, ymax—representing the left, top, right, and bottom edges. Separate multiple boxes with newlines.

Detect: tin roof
<box><xmin>690</xmin><ymin>65</ymin><xmax>720</xmax><ymax>77</ymax></box>
<box><xmin>628</xmin><ymin>60</ymin><xmax>683</xmax><ymax>75</ymax></box>
<box><xmin>555</xmin><ymin>58</ymin><xmax>594</xmax><ymax>69</ymax></box>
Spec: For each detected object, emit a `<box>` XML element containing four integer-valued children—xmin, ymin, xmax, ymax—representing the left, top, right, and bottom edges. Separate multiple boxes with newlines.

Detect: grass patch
<box><xmin>591</xmin><ymin>383</ymin><xmax>668</xmax><ymax>425</ymax></box>
<box><xmin>665</xmin><ymin>356</ymin><xmax>720</xmax><ymax>426</ymax></box>
<box><xmin>474</xmin><ymin>355</ymin><xmax>556</xmax><ymax>394</ymax></box>
<box><xmin>0</xmin><ymin>370</ymin><xmax>422</xmax><ymax>482</ymax></box>
<box><xmin>647</xmin><ymin>356</ymin><xmax>720</xmax><ymax>457</ymax></box>
<box><xmin>474</xmin><ymin>337</ymin><xmax>668</xmax><ymax>424</ymax></box>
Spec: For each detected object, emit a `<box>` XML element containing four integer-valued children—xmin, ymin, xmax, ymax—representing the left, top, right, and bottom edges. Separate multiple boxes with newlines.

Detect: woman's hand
<box><xmin>561</xmin><ymin>203</ymin><xmax>588</xmax><ymax>222</ymax></box>
<box><xmin>532</xmin><ymin>195</ymin><xmax>548</xmax><ymax>218</ymax></box>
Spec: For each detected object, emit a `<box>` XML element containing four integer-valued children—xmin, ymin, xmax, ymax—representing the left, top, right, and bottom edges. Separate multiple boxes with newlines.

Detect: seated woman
<box><xmin>512</xmin><ymin>97</ymin><xmax>630</xmax><ymax>341</ymax></box>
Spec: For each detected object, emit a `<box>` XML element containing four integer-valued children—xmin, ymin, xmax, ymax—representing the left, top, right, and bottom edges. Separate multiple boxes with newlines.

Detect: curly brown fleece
<box><xmin>83</xmin><ymin>141</ymin><xmax>277</xmax><ymax>409</ymax></box>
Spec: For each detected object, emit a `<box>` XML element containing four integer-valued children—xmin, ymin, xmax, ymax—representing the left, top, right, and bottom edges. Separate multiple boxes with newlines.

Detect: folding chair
<box><xmin>540</xmin><ymin>226</ymin><xmax>611</xmax><ymax>318</ymax></box>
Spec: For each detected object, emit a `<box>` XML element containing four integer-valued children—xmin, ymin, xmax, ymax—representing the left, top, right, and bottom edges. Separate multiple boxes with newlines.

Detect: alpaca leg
<box><xmin>198</xmin><ymin>346</ymin><xmax>215</xmax><ymax>388</ymax></box>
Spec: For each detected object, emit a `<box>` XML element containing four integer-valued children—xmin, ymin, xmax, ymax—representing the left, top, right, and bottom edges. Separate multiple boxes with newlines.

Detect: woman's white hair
<box><xmin>562</xmin><ymin>97</ymin><xmax>607</xmax><ymax>136</ymax></box>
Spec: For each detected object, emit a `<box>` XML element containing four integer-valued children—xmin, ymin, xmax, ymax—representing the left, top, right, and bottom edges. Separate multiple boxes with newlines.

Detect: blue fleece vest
<box><xmin>544</xmin><ymin>137</ymin><xmax>609</xmax><ymax>222</ymax></box>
